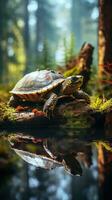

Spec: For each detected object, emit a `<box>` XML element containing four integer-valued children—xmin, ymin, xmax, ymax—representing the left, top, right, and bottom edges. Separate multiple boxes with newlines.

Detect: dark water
<box><xmin>0</xmin><ymin>128</ymin><xmax>112</xmax><ymax>200</ymax></box>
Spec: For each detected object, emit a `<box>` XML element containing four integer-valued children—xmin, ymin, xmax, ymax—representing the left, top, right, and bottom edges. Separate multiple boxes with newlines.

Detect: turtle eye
<box><xmin>51</xmin><ymin>70</ymin><xmax>55</xmax><ymax>73</ymax></box>
<box><xmin>71</xmin><ymin>77</ymin><xmax>78</xmax><ymax>82</ymax></box>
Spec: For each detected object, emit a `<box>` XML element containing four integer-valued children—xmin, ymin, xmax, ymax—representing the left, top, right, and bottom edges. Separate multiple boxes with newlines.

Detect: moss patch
<box><xmin>0</xmin><ymin>103</ymin><xmax>16</xmax><ymax>121</ymax></box>
<box><xmin>90</xmin><ymin>96</ymin><xmax>112</xmax><ymax>112</ymax></box>
<box><xmin>64</xmin><ymin>66</ymin><xmax>80</xmax><ymax>78</ymax></box>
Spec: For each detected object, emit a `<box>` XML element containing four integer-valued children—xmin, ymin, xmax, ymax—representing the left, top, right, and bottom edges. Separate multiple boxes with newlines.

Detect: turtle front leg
<box><xmin>43</xmin><ymin>93</ymin><xmax>58</xmax><ymax>118</ymax></box>
<box><xmin>8</xmin><ymin>95</ymin><xmax>22</xmax><ymax>107</ymax></box>
<box><xmin>74</xmin><ymin>90</ymin><xmax>90</xmax><ymax>103</ymax></box>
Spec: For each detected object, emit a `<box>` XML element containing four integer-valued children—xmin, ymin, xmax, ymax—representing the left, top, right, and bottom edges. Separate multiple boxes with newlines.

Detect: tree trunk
<box><xmin>98</xmin><ymin>0</ymin><xmax>112</xmax><ymax>77</ymax></box>
<box><xmin>24</xmin><ymin>0</ymin><xmax>31</xmax><ymax>74</ymax></box>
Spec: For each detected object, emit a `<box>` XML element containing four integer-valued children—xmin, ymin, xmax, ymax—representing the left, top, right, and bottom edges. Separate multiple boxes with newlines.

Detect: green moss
<box><xmin>0</xmin><ymin>103</ymin><xmax>16</xmax><ymax>121</ymax></box>
<box><xmin>64</xmin><ymin>66</ymin><xmax>80</xmax><ymax>78</ymax></box>
<box><xmin>90</xmin><ymin>96</ymin><xmax>112</xmax><ymax>112</ymax></box>
<box><xmin>100</xmin><ymin>99</ymin><xmax>112</xmax><ymax>111</ymax></box>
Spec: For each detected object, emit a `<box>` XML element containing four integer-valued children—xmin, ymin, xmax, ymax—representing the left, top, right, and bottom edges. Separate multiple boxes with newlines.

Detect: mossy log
<box><xmin>0</xmin><ymin>99</ymin><xmax>112</xmax><ymax>131</ymax></box>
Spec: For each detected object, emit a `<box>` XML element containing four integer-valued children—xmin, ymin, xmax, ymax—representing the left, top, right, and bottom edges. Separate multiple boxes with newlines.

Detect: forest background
<box><xmin>1</xmin><ymin>0</ymin><xmax>112</xmax><ymax>102</ymax></box>
<box><xmin>0</xmin><ymin>0</ymin><xmax>98</xmax><ymax>86</ymax></box>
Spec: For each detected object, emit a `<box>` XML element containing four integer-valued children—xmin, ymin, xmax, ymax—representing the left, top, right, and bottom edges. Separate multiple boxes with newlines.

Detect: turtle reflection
<box><xmin>8</xmin><ymin>134</ymin><xmax>93</xmax><ymax>176</ymax></box>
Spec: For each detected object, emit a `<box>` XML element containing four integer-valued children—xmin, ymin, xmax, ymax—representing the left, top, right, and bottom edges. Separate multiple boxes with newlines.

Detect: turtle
<box><xmin>9</xmin><ymin>70</ymin><xmax>90</xmax><ymax>117</ymax></box>
<box><xmin>8</xmin><ymin>134</ymin><xmax>82</xmax><ymax>176</ymax></box>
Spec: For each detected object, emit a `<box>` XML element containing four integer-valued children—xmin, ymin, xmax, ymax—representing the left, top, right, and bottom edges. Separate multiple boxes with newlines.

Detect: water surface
<box><xmin>0</xmin><ymin>128</ymin><xmax>112</xmax><ymax>200</ymax></box>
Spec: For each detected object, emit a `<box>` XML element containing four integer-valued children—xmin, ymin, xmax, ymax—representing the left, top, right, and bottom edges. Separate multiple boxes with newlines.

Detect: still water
<box><xmin>0</xmin><ymin>128</ymin><xmax>112</xmax><ymax>200</ymax></box>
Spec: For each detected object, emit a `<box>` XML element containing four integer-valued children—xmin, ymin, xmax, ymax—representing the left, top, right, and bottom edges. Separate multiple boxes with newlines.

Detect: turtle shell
<box><xmin>13</xmin><ymin>149</ymin><xmax>62</xmax><ymax>170</ymax></box>
<box><xmin>10</xmin><ymin>70</ymin><xmax>64</xmax><ymax>101</ymax></box>
<box><xmin>8</xmin><ymin>135</ymin><xmax>62</xmax><ymax>170</ymax></box>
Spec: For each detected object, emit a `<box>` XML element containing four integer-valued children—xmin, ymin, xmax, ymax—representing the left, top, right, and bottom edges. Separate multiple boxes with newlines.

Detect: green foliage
<box><xmin>90</xmin><ymin>96</ymin><xmax>112</xmax><ymax>111</ymax></box>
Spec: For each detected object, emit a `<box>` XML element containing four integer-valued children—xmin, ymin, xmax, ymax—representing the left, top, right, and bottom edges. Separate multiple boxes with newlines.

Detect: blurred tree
<box><xmin>41</xmin><ymin>40</ymin><xmax>55</xmax><ymax>69</ymax></box>
<box><xmin>98</xmin><ymin>0</ymin><xmax>112</xmax><ymax>77</ymax></box>
<box><xmin>98</xmin><ymin>0</ymin><xmax>112</xmax><ymax>98</ymax></box>
<box><xmin>71</xmin><ymin>0</ymin><xmax>82</xmax><ymax>49</ymax></box>
<box><xmin>71</xmin><ymin>0</ymin><xmax>97</xmax><ymax>49</ymax></box>
<box><xmin>35</xmin><ymin>0</ymin><xmax>57</xmax><ymax>68</ymax></box>
<box><xmin>8</xmin><ymin>24</ymin><xmax>26</xmax><ymax>81</ymax></box>
<box><xmin>0</xmin><ymin>0</ymin><xmax>26</xmax><ymax>84</ymax></box>
<box><xmin>0</xmin><ymin>0</ymin><xmax>8</xmax><ymax>83</ymax></box>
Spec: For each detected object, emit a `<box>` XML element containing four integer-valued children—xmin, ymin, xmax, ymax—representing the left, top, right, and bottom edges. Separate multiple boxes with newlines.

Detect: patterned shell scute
<box><xmin>11</xmin><ymin>70</ymin><xmax>64</xmax><ymax>94</ymax></box>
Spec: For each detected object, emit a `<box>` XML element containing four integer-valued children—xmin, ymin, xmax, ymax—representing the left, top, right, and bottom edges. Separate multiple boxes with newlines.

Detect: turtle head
<box><xmin>61</xmin><ymin>75</ymin><xmax>83</xmax><ymax>95</ymax></box>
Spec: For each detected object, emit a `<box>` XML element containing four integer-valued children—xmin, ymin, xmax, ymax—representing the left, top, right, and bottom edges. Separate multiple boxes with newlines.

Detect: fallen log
<box><xmin>0</xmin><ymin>98</ymin><xmax>112</xmax><ymax>131</ymax></box>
